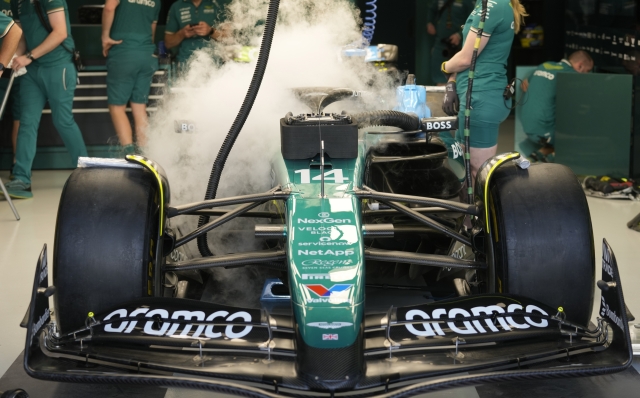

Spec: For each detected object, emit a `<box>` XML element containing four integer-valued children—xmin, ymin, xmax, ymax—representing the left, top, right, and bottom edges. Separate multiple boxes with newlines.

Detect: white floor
<box><xmin>0</xmin><ymin>169</ymin><xmax>639</xmax><ymax>379</ymax></box>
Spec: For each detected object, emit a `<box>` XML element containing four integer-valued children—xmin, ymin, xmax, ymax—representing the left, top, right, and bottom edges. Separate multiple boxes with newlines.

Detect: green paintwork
<box><xmin>272</xmin><ymin>128</ymin><xmax>466</xmax><ymax>348</ymax></box>
<box><xmin>271</xmin><ymin>144</ymin><xmax>366</xmax><ymax>349</ymax></box>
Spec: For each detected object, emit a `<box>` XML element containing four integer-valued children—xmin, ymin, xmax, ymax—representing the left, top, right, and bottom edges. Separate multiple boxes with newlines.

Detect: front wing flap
<box><xmin>22</xmin><ymin>240</ymin><xmax>632</xmax><ymax>396</ymax></box>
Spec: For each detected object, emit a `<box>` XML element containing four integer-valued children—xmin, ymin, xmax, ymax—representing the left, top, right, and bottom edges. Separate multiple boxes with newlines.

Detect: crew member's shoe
<box><xmin>2</xmin><ymin>179</ymin><xmax>33</xmax><ymax>199</ymax></box>
<box><xmin>122</xmin><ymin>144</ymin><xmax>142</xmax><ymax>157</ymax></box>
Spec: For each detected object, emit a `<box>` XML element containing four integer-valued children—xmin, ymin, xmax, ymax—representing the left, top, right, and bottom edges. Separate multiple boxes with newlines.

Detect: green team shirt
<box><xmin>108</xmin><ymin>0</ymin><xmax>161</xmax><ymax>57</ymax></box>
<box><xmin>427</xmin><ymin>0</ymin><xmax>475</xmax><ymax>41</ymax></box>
<box><xmin>11</xmin><ymin>0</ymin><xmax>75</xmax><ymax>67</ymax></box>
<box><xmin>0</xmin><ymin>1</ymin><xmax>15</xmax><ymax>38</ymax></box>
<box><xmin>520</xmin><ymin>60</ymin><xmax>576</xmax><ymax>136</ymax></box>
<box><xmin>457</xmin><ymin>0</ymin><xmax>514</xmax><ymax>94</ymax></box>
<box><xmin>1</xmin><ymin>0</ymin><xmax>14</xmax><ymax>18</ymax></box>
<box><xmin>165</xmin><ymin>0</ymin><xmax>221</xmax><ymax>63</ymax></box>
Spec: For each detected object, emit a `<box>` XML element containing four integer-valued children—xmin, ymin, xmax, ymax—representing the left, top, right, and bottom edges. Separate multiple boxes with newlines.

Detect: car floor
<box><xmin>0</xmin><ymin>118</ymin><xmax>639</xmax><ymax>397</ymax></box>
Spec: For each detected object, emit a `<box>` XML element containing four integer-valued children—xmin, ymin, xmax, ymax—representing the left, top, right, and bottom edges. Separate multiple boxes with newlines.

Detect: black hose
<box><xmin>0</xmin><ymin>390</ymin><xmax>29</xmax><ymax>398</ymax></box>
<box><xmin>197</xmin><ymin>0</ymin><xmax>281</xmax><ymax>257</ymax></box>
<box><xmin>462</xmin><ymin>0</ymin><xmax>488</xmax><ymax>204</ymax></box>
<box><xmin>350</xmin><ymin>110</ymin><xmax>420</xmax><ymax>131</ymax></box>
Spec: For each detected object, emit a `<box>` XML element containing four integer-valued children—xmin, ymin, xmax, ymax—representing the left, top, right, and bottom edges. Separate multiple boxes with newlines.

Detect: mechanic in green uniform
<box><xmin>164</xmin><ymin>0</ymin><xmax>227</xmax><ymax>68</ymax></box>
<box><xmin>440</xmin><ymin>0</ymin><xmax>526</xmax><ymax>181</ymax></box>
<box><xmin>0</xmin><ymin>0</ymin><xmax>21</xmax><ymax>178</ymax></box>
<box><xmin>102</xmin><ymin>0</ymin><xmax>161</xmax><ymax>155</ymax></box>
<box><xmin>520</xmin><ymin>51</ymin><xmax>593</xmax><ymax>162</ymax></box>
<box><xmin>5</xmin><ymin>0</ymin><xmax>88</xmax><ymax>199</ymax></box>
<box><xmin>427</xmin><ymin>0</ymin><xmax>474</xmax><ymax>85</ymax></box>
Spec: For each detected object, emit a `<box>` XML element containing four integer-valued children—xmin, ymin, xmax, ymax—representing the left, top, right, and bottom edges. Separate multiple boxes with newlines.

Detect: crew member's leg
<box><xmin>4</xmin><ymin>66</ymin><xmax>46</xmax><ymax>198</ymax></box>
<box><xmin>129</xmin><ymin>54</ymin><xmax>158</xmax><ymax>148</ymax></box>
<box><xmin>129</xmin><ymin>103</ymin><xmax>147</xmax><ymax>147</ymax></box>
<box><xmin>9</xmin><ymin>76</ymin><xmax>21</xmax><ymax>169</ymax></box>
<box><xmin>44</xmin><ymin>64</ymin><xmax>88</xmax><ymax>167</ymax></box>
<box><xmin>456</xmin><ymin>89</ymin><xmax>511</xmax><ymax>182</ymax></box>
<box><xmin>106</xmin><ymin>52</ymin><xmax>137</xmax><ymax>154</ymax></box>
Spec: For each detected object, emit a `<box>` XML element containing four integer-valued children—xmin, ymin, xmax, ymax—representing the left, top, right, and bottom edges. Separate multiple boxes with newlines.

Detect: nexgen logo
<box><xmin>102</xmin><ymin>308</ymin><xmax>253</xmax><ymax>339</ymax></box>
<box><xmin>404</xmin><ymin>304</ymin><xmax>549</xmax><ymax>337</ymax></box>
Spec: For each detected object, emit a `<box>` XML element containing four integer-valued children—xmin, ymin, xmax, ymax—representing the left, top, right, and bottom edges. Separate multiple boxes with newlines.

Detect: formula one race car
<box><xmin>19</xmin><ymin>1</ymin><xmax>632</xmax><ymax>397</ymax></box>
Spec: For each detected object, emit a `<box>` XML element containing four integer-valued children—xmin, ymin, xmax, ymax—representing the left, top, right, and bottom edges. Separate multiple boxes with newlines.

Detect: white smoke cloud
<box><xmin>146</xmin><ymin>0</ymin><xmax>398</xmax><ymax>267</ymax></box>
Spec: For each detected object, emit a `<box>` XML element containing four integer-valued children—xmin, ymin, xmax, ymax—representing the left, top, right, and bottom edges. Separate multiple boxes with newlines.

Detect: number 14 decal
<box><xmin>294</xmin><ymin>169</ymin><xmax>348</xmax><ymax>184</ymax></box>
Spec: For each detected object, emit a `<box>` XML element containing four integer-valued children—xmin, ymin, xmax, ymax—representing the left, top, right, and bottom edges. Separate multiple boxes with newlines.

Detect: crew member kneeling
<box><xmin>520</xmin><ymin>51</ymin><xmax>593</xmax><ymax>163</ymax></box>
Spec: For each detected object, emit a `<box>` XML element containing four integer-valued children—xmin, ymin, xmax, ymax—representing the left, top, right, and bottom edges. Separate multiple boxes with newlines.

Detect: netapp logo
<box><xmin>103</xmin><ymin>308</ymin><xmax>253</xmax><ymax>339</ymax></box>
<box><xmin>129</xmin><ymin>0</ymin><xmax>156</xmax><ymax>7</ymax></box>
<box><xmin>424</xmin><ymin>120</ymin><xmax>454</xmax><ymax>131</ymax></box>
<box><xmin>298</xmin><ymin>218</ymin><xmax>352</xmax><ymax>224</ymax></box>
<box><xmin>404</xmin><ymin>304</ymin><xmax>549</xmax><ymax>337</ymax></box>
<box><xmin>298</xmin><ymin>249</ymin><xmax>354</xmax><ymax>256</ymax></box>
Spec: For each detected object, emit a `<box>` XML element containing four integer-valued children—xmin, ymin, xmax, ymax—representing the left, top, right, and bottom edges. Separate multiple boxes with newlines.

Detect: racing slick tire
<box><xmin>53</xmin><ymin>167</ymin><xmax>159</xmax><ymax>335</ymax></box>
<box><xmin>489</xmin><ymin>163</ymin><xmax>595</xmax><ymax>327</ymax></box>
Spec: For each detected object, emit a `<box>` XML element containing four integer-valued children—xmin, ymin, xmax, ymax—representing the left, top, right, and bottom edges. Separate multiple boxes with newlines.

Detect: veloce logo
<box><xmin>305</xmin><ymin>284</ymin><xmax>352</xmax><ymax>297</ymax></box>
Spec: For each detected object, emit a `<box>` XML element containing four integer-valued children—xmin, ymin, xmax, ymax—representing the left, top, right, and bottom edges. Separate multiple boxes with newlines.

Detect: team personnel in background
<box><xmin>427</xmin><ymin>0</ymin><xmax>474</xmax><ymax>86</ymax></box>
<box><xmin>102</xmin><ymin>0</ymin><xmax>161</xmax><ymax>155</ymax></box>
<box><xmin>0</xmin><ymin>0</ymin><xmax>21</xmax><ymax>179</ymax></box>
<box><xmin>164</xmin><ymin>0</ymin><xmax>227</xmax><ymax>67</ymax></box>
<box><xmin>441</xmin><ymin>0</ymin><xmax>527</xmax><ymax>182</ymax></box>
<box><xmin>520</xmin><ymin>51</ymin><xmax>594</xmax><ymax>163</ymax></box>
<box><xmin>5</xmin><ymin>0</ymin><xmax>87</xmax><ymax>199</ymax></box>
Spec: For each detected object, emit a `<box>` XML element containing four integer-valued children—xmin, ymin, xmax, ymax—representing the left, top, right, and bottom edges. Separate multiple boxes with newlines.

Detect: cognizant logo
<box><xmin>102</xmin><ymin>308</ymin><xmax>253</xmax><ymax>339</ymax></box>
<box><xmin>404</xmin><ymin>304</ymin><xmax>549</xmax><ymax>336</ymax></box>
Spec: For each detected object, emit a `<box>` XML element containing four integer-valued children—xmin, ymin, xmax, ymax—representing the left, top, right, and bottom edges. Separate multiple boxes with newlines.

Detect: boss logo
<box><xmin>424</xmin><ymin>120</ymin><xmax>454</xmax><ymax>131</ymax></box>
<box><xmin>451</xmin><ymin>142</ymin><xmax>463</xmax><ymax>159</ymax></box>
<box><xmin>102</xmin><ymin>308</ymin><xmax>253</xmax><ymax>339</ymax></box>
<box><xmin>175</xmin><ymin>120</ymin><xmax>196</xmax><ymax>133</ymax></box>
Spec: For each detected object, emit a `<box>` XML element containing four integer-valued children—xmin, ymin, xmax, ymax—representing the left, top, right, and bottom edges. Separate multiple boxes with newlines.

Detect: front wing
<box><xmin>21</xmin><ymin>240</ymin><xmax>633</xmax><ymax>397</ymax></box>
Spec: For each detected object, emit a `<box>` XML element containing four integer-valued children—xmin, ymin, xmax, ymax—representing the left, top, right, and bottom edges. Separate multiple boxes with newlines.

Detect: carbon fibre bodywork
<box><xmin>22</xmin><ymin>237</ymin><xmax>632</xmax><ymax>396</ymax></box>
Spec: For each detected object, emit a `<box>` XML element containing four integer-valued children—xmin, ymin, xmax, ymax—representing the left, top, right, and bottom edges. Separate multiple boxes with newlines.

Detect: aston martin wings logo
<box><xmin>307</xmin><ymin>322</ymin><xmax>353</xmax><ymax>329</ymax></box>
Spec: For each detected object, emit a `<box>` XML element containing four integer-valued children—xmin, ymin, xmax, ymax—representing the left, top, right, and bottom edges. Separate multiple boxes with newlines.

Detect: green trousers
<box><xmin>14</xmin><ymin>62</ymin><xmax>88</xmax><ymax>184</ymax></box>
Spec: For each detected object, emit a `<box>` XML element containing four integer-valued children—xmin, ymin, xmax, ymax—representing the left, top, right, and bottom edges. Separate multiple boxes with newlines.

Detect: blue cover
<box><xmin>394</xmin><ymin>84</ymin><xmax>430</xmax><ymax>119</ymax></box>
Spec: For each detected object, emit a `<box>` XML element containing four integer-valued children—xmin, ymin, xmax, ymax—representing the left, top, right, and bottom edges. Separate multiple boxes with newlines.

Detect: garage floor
<box><xmin>1</xmin><ymin>119</ymin><xmax>639</xmax><ymax>397</ymax></box>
